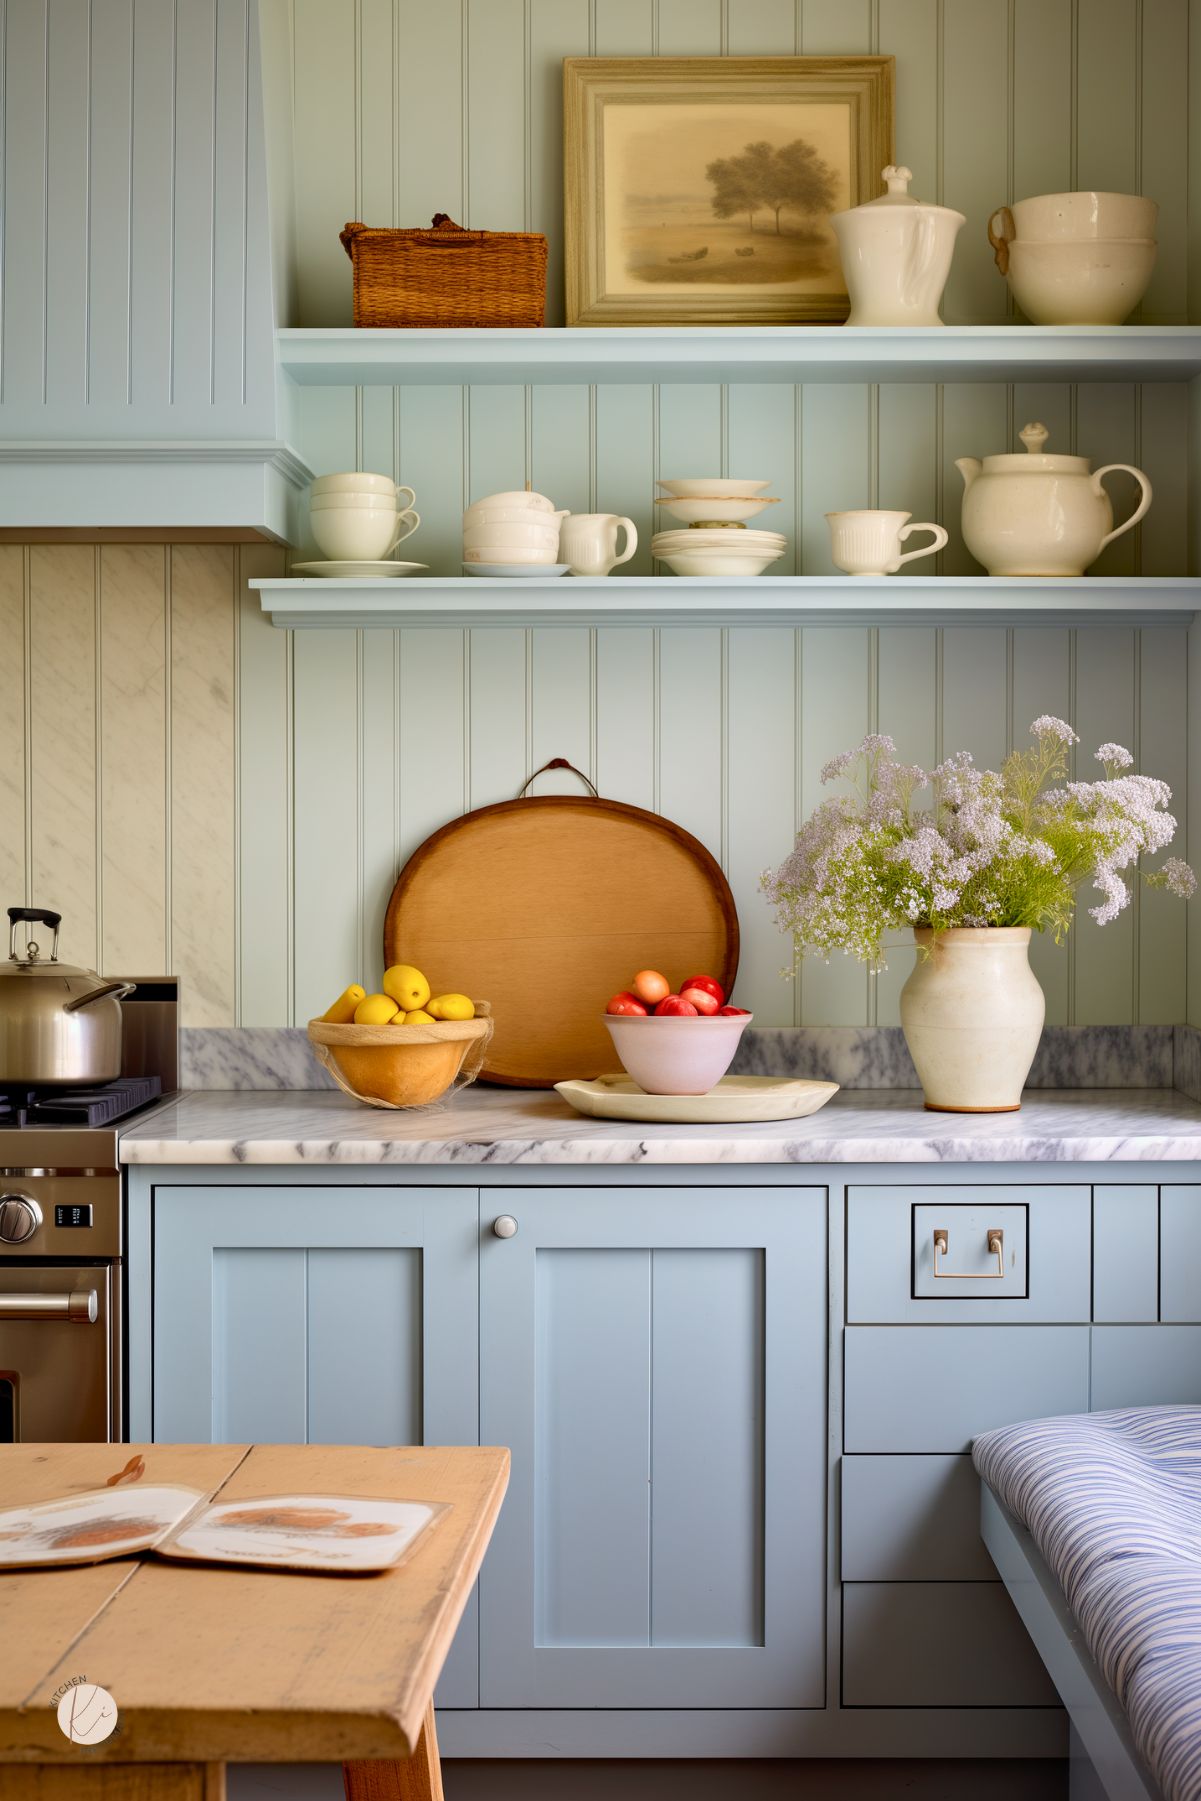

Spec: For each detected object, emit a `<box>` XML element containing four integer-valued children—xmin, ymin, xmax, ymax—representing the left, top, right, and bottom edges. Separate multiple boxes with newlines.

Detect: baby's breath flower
<box><xmin>763</xmin><ymin>720</ymin><xmax>1192</xmax><ymax>970</ymax></box>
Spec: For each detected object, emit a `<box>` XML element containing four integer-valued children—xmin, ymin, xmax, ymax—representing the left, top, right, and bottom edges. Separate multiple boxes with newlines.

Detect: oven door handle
<box><xmin>0</xmin><ymin>1290</ymin><xmax>97</xmax><ymax>1323</ymax></box>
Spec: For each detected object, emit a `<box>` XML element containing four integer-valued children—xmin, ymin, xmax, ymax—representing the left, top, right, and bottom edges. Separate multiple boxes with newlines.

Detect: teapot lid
<box><xmin>981</xmin><ymin>421</ymin><xmax>1091</xmax><ymax>474</ymax></box>
<box><xmin>831</xmin><ymin>165</ymin><xmax>967</xmax><ymax>224</ymax></box>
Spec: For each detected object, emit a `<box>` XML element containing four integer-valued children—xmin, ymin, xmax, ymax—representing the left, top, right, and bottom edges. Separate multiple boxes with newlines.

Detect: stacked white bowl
<box><xmin>653</xmin><ymin>479</ymin><xmax>786</xmax><ymax>576</ymax></box>
<box><xmin>310</xmin><ymin>472</ymin><xmax>420</xmax><ymax>563</ymax></box>
<box><xmin>462</xmin><ymin>490</ymin><xmax>569</xmax><ymax>570</ymax></box>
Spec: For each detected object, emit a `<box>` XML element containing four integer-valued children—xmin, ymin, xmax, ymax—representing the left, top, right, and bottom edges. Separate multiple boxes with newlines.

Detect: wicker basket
<box><xmin>340</xmin><ymin>215</ymin><xmax>548</xmax><ymax>329</ymax></box>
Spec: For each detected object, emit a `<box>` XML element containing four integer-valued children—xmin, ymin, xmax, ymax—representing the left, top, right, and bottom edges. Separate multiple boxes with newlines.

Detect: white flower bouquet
<box><xmin>764</xmin><ymin>716</ymin><xmax>1195</xmax><ymax>971</ymax></box>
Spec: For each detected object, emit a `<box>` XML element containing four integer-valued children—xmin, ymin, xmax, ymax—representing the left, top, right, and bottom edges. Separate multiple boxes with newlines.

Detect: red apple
<box><xmin>679</xmin><ymin>985</ymin><xmax>720</xmax><ymax>1016</ymax></box>
<box><xmin>654</xmin><ymin>994</ymin><xmax>698</xmax><ymax>1017</ymax></box>
<box><xmin>680</xmin><ymin>973</ymin><xmax>725</xmax><ymax>1007</ymax></box>
<box><xmin>716</xmin><ymin>1005</ymin><xmax>751</xmax><ymax>1016</ymax></box>
<box><xmin>607</xmin><ymin>992</ymin><xmax>648</xmax><ymax>1016</ymax></box>
<box><xmin>631</xmin><ymin>968</ymin><xmax>670</xmax><ymax>1006</ymax></box>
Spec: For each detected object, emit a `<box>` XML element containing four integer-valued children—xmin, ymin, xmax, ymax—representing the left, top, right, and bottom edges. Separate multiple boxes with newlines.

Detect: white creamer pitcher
<box><xmin>560</xmin><ymin>514</ymin><xmax>638</xmax><ymax>577</ymax></box>
<box><xmin>830</xmin><ymin>166</ymin><xmax>965</xmax><ymax>326</ymax></box>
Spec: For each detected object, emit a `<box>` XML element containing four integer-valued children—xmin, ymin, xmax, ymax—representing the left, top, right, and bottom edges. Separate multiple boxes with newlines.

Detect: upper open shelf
<box><xmin>276</xmin><ymin>325</ymin><xmax>1201</xmax><ymax>388</ymax></box>
<box><xmin>253</xmin><ymin>575</ymin><xmax>1201</xmax><ymax>630</ymax></box>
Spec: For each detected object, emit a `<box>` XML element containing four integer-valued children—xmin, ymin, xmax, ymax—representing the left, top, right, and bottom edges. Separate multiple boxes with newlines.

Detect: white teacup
<box><xmin>560</xmin><ymin>513</ymin><xmax>638</xmax><ymax>577</ymax></box>
<box><xmin>826</xmin><ymin>509</ymin><xmax>948</xmax><ymax>577</ymax></box>
<box><xmin>311</xmin><ymin>505</ymin><xmax>420</xmax><ymax>562</ymax></box>
<box><xmin>312</xmin><ymin>473</ymin><xmax>413</xmax><ymax>502</ymax></box>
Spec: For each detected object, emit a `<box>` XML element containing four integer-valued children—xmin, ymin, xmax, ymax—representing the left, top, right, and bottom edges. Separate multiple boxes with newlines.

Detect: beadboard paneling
<box><xmin>1</xmin><ymin>0</ymin><xmax>276</xmax><ymax>436</ymax></box>
<box><xmin>0</xmin><ymin>548</ymin><xmax>1190</xmax><ymax>1029</ymax></box>
<box><xmin>290</xmin><ymin>0</ymin><xmax>1192</xmax><ymax>329</ymax></box>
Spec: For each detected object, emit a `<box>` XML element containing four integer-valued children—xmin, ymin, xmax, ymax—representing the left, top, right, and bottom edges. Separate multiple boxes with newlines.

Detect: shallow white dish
<box><xmin>291</xmin><ymin>560</ymin><xmax>429</xmax><ymax>579</ymax></box>
<box><xmin>554</xmin><ymin>1073</ymin><xmax>840</xmax><ymax>1123</ymax></box>
<box><xmin>656</xmin><ymin>496</ymin><xmax>781</xmax><ymax>525</ymax></box>
<box><xmin>657</xmin><ymin>478</ymin><xmax>772</xmax><ymax>499</ymax></box>
<box><xmin>461</xmin><ymin>562</ymin><xmax>571</xmax><ymax>578</ymax></box>
<box><xmin>652</xmin><ymin>528</ymin><xmax>786</xmax><ymax>547</ymax></box>
<box><xmin>658</xmin><ymin>549</ymin><xmax>786</xmax><ymax>576</ymax></box>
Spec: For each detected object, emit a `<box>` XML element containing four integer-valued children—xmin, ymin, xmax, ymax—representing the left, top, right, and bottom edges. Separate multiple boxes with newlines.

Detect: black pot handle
<box><xmin>7</xmin><ymin>906</ymin><xmax>61</xmax><ymax>962</ymax></box>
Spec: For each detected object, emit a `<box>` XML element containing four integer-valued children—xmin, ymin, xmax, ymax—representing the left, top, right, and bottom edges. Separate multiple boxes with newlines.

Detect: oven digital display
<box><xmin>54</xmin><ymin>1205</ymin><xmax>93</xmax><ymax>1228</ymax></box>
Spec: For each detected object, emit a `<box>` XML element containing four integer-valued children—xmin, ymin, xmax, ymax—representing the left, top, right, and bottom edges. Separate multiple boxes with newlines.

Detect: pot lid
<box><xmin>831</xmin><ymin>165</ymin><xmax>966</xmax><ymax>221</ymax></box>
<box><xmin>980</xmin><ymin>422</ymin><xmax>1091</xmax><ymax>473</ymax></box>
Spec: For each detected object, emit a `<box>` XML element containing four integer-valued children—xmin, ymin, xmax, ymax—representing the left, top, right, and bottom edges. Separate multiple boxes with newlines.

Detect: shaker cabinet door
<box><xmin>151</xmin><ymin>1183</ymin><xmax>480</xmax><ymax>1705</ymax></box>
<box><xmin>478</xmin><ymin>1186</ymin><xmax>827</xmax><ymax>1710</ymax></box>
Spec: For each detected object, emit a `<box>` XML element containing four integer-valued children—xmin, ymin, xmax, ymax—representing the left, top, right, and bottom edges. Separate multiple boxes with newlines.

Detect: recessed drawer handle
<box><xmin>932</xmin><ymin>1228</ymin><xmax>1004</xmax><ymax>1279</ymax></box>
<box><xmin>0</xmin><ymin>1289</ymin><xmax>98</xmax><ymax>1322</ymax></box>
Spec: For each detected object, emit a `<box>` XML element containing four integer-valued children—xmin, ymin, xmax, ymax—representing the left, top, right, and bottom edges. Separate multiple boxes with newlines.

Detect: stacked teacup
<box><xmin>309</xmin><ymin>472</ymin><xmax>421</xmax><ymax>566</ymax></box>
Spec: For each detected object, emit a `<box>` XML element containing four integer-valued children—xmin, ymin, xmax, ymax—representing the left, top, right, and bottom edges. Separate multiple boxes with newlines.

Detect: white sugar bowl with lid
<box><xmin>830</xmin><ymin>165</ymin><xmax>965</xmax><ymax>326</ymax></box>
<box><xmin>956</xmin><ymin>422</ymin><xmax>1153</xmax><ymax>578</ymax></box>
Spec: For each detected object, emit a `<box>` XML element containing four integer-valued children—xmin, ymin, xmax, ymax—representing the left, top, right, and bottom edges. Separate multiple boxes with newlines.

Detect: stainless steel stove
<box><xmin>0</xmin><ymin>980</ymin><xmax>178</xmax><ymax>1443</ymax></box>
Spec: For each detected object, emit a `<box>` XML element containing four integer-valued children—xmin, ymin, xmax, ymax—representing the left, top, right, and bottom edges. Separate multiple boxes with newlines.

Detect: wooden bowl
<box><xmin>307</xmin><ymin>1004</ymin><xmax>492</xmax><ymax>1108</ymax></box>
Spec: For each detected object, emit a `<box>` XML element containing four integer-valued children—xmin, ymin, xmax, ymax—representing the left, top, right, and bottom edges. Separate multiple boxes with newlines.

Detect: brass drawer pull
<box><xmin>932</xmin><ymin>1227</ymin><xmax>1004</xmax><ymax>1279</ymax></box>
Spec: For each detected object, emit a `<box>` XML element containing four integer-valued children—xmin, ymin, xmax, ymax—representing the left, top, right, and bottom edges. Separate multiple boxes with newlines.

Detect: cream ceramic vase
<box><xmin>899</xmin><ymin>927</ymin><xmax>1045</xmax><ymax>1112</ymax></box>
<box><xmin>830</xmin><ymin>165</ymin><xmax>965</xmax><ymax>326</ymax></box>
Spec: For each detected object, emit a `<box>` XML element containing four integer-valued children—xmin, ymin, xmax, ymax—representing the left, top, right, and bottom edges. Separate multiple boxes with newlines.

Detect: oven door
<box><xmin>0</xmin><ymin>1264</ymin><xmax>117</xmax><ymax>1442</ymax></box>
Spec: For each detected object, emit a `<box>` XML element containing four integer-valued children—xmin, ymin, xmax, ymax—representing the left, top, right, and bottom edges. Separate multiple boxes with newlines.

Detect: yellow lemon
<box><xmin>427</xmin><ymin>993</ymin><xmax>475</xmax><ymax>1021</ymax></box>
<box><xmin>402</xmin><ymin>1008</ymin><xmax>436</xmax><ymax>1025</ymax></box>
<box><xmin>320</xmin><ymin>983</ymin><xmax>366</xmax><ymax>1024</ymax></box>
<box><xmin>382</xmin><ymin>963</ymin><xmax>431</xmax><ymax>1011</ymax></box>
<box><xmin>353</xmin><ymin>992</ymin><xmax>400</xmax><ymax>1025</ymax></box>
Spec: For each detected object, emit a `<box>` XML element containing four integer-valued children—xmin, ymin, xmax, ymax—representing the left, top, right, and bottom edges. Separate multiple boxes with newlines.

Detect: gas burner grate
<box><xmin>0</xmin><ymin>1075</ymin><xmax>162</xmax><ymax>1128</ymax></box>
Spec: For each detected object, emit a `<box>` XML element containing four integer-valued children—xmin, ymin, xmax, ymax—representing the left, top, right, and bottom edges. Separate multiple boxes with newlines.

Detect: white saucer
<box><xmin>554</xmin><ymin>1074</ymin><xmax>840</xmax><ymax>1124</ymax></box>
<box><xmin>292</xmin><ymin>561</ymin><xmax>428</xmax><ymax>579</ymax></box>
<box><xmin>462</xmin><ymin>563</ymin><xmax>570</xmax><ymax>579</ymax></box>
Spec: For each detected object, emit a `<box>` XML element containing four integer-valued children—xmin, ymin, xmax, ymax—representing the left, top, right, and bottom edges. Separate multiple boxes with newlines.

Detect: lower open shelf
<box><xmin>251</xmin><ymin>575</ymin><xmax>1201</xmax><ymax>629</ymax></box>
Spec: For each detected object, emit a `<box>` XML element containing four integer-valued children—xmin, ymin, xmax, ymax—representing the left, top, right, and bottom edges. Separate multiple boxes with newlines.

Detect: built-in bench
<box><xmin>973</xmin><ymin>1408</ymin><xmax>1201</xmax><ymax>1801</ymax></box>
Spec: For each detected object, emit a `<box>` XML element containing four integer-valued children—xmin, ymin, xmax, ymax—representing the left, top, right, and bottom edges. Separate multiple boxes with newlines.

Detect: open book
<box><xmin>0</xmin><ymin>1480</ymin><xmax>448</xmax><ymax>1575</ymax></box>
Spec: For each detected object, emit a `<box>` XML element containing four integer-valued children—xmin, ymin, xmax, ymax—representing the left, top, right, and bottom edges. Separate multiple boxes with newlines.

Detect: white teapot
<box><xmin>956</xmin><ymin>423</ymin><xmax>1153</xmax><ymax>578</ymax></box>
<box><xmin>830</xmin><ymin>165</ymin><xmax>965</xmax><ymax>326</ymax></box>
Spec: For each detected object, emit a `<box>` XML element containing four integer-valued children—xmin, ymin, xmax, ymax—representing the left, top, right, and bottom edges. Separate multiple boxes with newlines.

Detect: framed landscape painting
<box><xmin>564</xmin><ymin>57</ymin><xmax>894</xmax><ymax>326</ymax></box>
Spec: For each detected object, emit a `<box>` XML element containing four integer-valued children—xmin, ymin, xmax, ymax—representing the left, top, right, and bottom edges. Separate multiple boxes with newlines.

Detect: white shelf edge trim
<box><xmin>252</xmin><ymin>574</ymin><xmax>1201</xmax><ymax>629</ymax></box>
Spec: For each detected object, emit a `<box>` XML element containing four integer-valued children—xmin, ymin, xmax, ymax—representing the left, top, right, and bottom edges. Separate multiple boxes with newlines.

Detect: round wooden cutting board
<box><xmin>383</xmin><ymin>772</ymin><xmax>739</xmax><ymax>1086</ymax></box>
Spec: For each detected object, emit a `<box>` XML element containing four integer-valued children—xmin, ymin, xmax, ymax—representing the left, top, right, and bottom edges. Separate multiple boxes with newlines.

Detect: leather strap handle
<box><xmin>516</xmin><ymin>758</ymin><xmax>599</xmax><ymax>799</ymax></box>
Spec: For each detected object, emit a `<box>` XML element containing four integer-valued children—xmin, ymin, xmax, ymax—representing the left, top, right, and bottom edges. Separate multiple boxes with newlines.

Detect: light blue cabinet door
<box><xmin>152</xmin><ymin>1184</ymin><xmax>480</xmax><ymax>1705</ymax></box>
<box><xmin>478</xmin><ymin>1186</ymin><xmax>826</xmax><ymax>1710</ymax></box>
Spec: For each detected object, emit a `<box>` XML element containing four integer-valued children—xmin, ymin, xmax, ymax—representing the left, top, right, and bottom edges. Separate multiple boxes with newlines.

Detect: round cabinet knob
<box><xmin>492</xmin><ymin>1215</ymin><xmax>519</xmax><ymax>1239</ymax></box>
<box><xmin>0</xmin><ymin>1194</ymin><xmax>43</xmax><ymax>1244</ymax></box>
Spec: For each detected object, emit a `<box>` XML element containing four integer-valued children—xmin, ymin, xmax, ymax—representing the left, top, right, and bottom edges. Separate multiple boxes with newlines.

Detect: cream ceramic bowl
<box><xmin>462</xmin><ymin>506</ymin><xmax>568</xmax><ymax>528</ymax></box>
<box><xmin>1007</xmin><ymin>190</ymin><xmax>1157</xmax><ymax>242</ymax></box>
<box><xmin>658</xmin><ymin>549</ymin><xmax>785</xmax><ymax>576</ymax></box>
<box><xmin>311</xmin><ymin>472</ymin><xmax>402</xmax><ymax>498</ymax></box>
<box><xmin>463</xmin><ymin>522</ymin><xmax>561</xmax><ymax>550</ymax></box>
<box><xmin>657</xmin><ymin>478</ymin><xmax>771</xmax><ymax>499</ymax></box>
<box><xmin>1004</xmin><ymin>238</ymin><xmax>1157</xmax><ymax>325</ymax></box>
<box><xmin>462</xmin><ymin>544</ymin><xmax>561</xmax><ymax>566</ymax></box>
<box><xmin>603</xmin><ymin>1011</ymin><xmax>752</xmax><ymax>1096</ymax></box>
<box><xmin>656</xmin><ymin>496</ymin><xmax>780</xmax><ymax>525</ymax></box>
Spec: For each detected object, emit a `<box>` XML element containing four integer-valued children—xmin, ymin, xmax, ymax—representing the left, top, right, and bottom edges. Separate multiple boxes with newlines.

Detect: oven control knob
<box><xmin>0</xmin><ymin>1193</ymin><xmax>42</xmax><ymax>1244</ymax></box>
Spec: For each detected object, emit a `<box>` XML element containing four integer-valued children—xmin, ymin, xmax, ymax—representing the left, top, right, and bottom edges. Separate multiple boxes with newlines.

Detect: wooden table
<box><xmin>0</xmin><ymin>1443</ymin><xmax>509</xmax><ymax>1801</ymax></box>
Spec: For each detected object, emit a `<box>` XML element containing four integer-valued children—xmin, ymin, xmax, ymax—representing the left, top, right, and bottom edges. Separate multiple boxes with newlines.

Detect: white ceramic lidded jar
<box><xmin>830</xmin><ymin>166</ymin><xmax>965</xmax><ymax>326</ymax></box>
<box><xmin>956</xmin><ymin>422</ymin><xmax>1153</xmax><ymax>577</ymax></box>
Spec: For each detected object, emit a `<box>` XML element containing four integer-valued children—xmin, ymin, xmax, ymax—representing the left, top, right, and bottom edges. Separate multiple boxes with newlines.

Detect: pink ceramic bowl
<box><xmin>603</xmin><ymin>1012</ymin><xmax>753</xmax><ymax>1096</ymax></box>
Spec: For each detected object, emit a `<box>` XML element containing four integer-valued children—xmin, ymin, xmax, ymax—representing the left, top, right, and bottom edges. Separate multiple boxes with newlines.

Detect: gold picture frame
<box><xmin>564</xmin><ymin>56</ymin><xmax>894</xmax><ymax>326</ymax></box>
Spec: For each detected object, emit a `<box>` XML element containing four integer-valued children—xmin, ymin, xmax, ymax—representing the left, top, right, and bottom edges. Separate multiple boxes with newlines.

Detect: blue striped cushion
<box><xmin>974</xmin><ymin>1406</ymin><xmax>1201</xmax><ymax>1801</ymax></box>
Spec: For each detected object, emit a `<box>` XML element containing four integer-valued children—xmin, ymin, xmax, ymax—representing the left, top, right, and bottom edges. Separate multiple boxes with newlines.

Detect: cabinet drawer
<box><xmin>842</xmin><ymin>1584</ymin><xmax>1060</xmax><ymax>1707</ymax></box>
<box><xmin>1094</xmin><ymin>1187</ymin><xmax>1159</xmax><ymax>1322</ymax></box>
<box><xmin>847</xmin><ymin>1185</ymin><xmax>1090</xmax><ymax>1322</ymax></box>
<box><xmin>841</xmin><ymin>1455</ymin><xmax>993</xmax><ymax>1580</ymax></box>
<box><xmin>844</xmin><ymin>1326</ymin><xmax>1090</xmax><ymax>1452</ymax></box>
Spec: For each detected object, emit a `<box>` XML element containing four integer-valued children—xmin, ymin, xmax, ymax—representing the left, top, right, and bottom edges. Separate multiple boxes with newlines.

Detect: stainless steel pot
<box><xmin>0</xmin><ymin>908</ymin><xmax>135</xmax><ymax>1086</ymax></box>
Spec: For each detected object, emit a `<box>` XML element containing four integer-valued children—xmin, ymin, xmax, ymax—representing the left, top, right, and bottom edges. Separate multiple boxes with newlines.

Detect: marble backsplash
<box><xmin>180</xmin><ymin>1023</ymin><xmax>1200</xmax><ymax>1096</ymax></box>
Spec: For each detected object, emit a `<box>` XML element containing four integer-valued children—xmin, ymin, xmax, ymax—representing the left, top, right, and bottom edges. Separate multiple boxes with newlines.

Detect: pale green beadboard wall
<box><xmin>249</xmin><ymin>0</ymin><xmax>1195</xmax><ymax>1030</ymax></box>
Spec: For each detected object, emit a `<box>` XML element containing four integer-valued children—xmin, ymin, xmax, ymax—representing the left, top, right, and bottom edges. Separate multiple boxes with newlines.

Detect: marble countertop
<box><xmin>119</xmin><ymin>1085</ymin><xmax>1201</xmax><ymax>1166</ymax></box>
